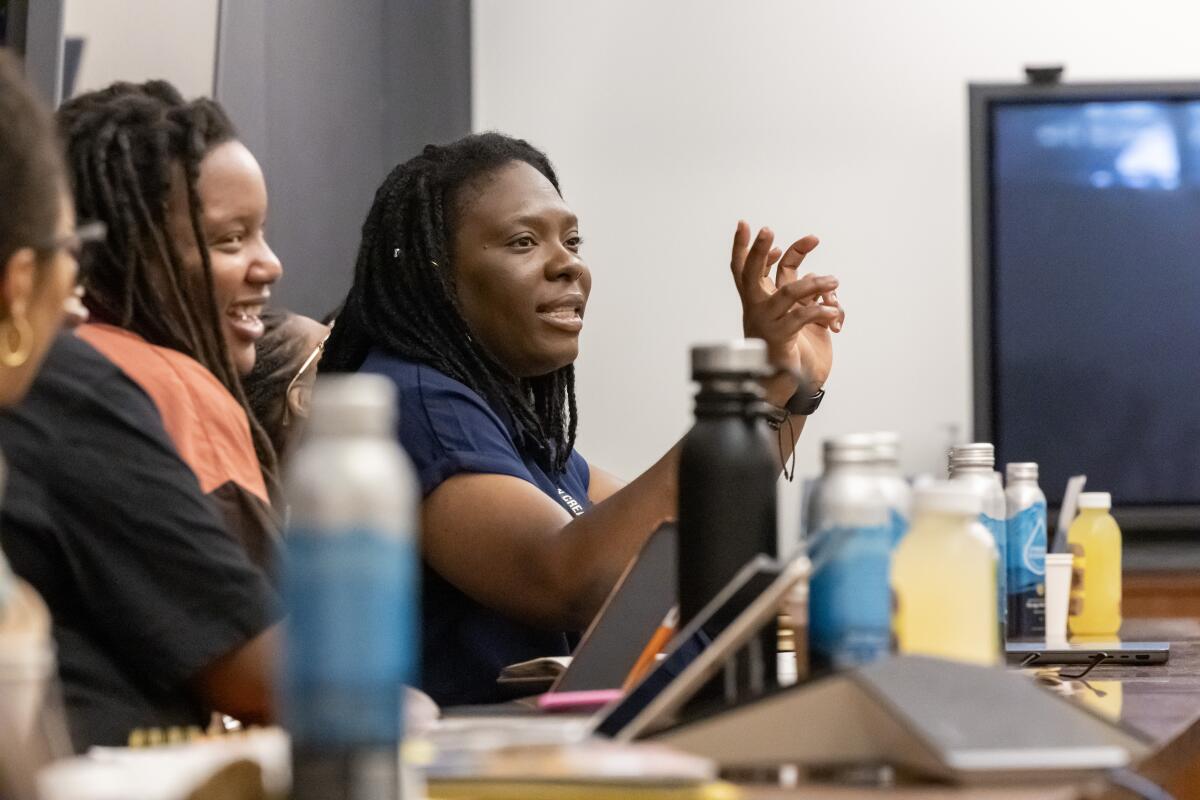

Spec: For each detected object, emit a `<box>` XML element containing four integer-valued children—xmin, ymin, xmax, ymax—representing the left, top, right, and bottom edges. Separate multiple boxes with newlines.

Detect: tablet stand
<box><xmin>644</xmin><ymin>653</ymin><xmax>1151</xmax><ymax>784</ymax></box>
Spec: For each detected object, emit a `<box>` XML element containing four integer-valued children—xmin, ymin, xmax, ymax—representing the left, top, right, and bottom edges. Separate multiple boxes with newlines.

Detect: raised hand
<box><xmin>729</xmin><ymin>221</ymin><xmax>845</xmax><ymax>401</ymax></box>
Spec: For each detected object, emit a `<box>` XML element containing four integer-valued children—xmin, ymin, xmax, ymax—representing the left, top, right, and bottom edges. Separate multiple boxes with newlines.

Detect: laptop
<box><xmin>1006</xmin><ymin>640</ymin><xmax>1169</xmax><ymax>666</ymax></box>
<box><xmin>555</xmin><ymin>522</ymin><xmax>679</xmax><ymax>693</ymax></box>
<box><xmin>437</xmin><ymin>556</ymin><xmax>808</xmax><ymax>743</ymax></box>
<box><xmin>493</xmin><ymin>522</ymin><xmax>678</xmax><ymax>696</ymax></box>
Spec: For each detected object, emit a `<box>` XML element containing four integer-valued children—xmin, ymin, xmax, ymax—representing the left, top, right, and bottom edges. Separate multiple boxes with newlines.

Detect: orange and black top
<box><xmin>76</xmin><ymin>323</ymin><xmax>280</xmax><ymax>572</ymax></box>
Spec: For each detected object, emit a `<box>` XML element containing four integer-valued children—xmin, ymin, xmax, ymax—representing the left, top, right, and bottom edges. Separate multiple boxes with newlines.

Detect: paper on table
<box><xmin>44</xmin><ymin>728</ymin><xmax>291</xmax><ymax>800</ymax></box>
<box><xmin>425</xmin><ymin>780</ymin><xmax>740</xmax><ymax>800</ymax></box>
<box><xmin>499</xmin><ymin>656</ymin><xmax>572</xmax><ymax>681</ymax></box>
<box><xmin>1052</xmin><ymin>475</ymin><xmax>1088</xmax><ymax>554</ymax></box>
<box><xmin>424</xmin><ymin>738</ymin><xmax>717</xmax><ymax>785</ymax></box>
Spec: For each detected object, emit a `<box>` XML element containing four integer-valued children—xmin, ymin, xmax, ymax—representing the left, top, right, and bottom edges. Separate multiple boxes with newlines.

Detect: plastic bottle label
<box><xmin>982</xmin><ymin>514</ymin><xmax>1007</xmax><ymax>624</ymax></box>
<box><xmin>1007</xmin><ymin>502</ymin><xmax>1047</xmax><ymax>638</ymax></box>
<box><xmin>808</xmin><ymin>523</ymin><xmax>892</xmax><ymax>670</ymax></box>
<box><xmin>1069</xmin><ymin>542</ymin><xmax>1086</xmax><ymax>616</ymax></box>
<box><xmin>1007</xmin><ymin>503</ymin><xmax>1047</xmax><ymax>586</ymax></box>
<box><xmin>283</xmin><ymin>527</ymin><xmax>418</xmax><ymax>746</ymax></box>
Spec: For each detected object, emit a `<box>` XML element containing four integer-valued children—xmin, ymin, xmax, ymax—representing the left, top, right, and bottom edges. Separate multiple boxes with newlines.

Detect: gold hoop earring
<box><xmin>0</xmin><ymin>315</ymin><xmax>34</xmax><ymax>368</ymax></box>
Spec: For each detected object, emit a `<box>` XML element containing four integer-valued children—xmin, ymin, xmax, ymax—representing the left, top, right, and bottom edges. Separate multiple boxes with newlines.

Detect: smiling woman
<box><xmin>165</xmin><ymin>139</ymin><xmax>278</xmax><ymax>376</ymax></box>
<box><xmin>56</xmin><ymin>80</ymin><xmax>284</xmax><ymax>567</ymax></box>
<box><xmin>324</xmin><ymin>132</ymin><xmax>845</xmax><ymax>707</ymax></box>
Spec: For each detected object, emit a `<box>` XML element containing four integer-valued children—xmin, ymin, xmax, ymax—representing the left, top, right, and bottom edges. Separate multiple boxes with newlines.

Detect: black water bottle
<box><xmin>678</xmin><ymin>339</ymin><xmax>778</xmax><ymax>626</ymax></box>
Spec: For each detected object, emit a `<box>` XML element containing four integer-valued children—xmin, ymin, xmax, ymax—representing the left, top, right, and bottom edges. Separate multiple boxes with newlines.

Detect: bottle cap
<box><xmin>691</xmin><ymin>339</ymin><xmax>771</xmax><ymax>379</ymax></box>
<box><xmin>308</xmin><ymin>374</ymin><xmax>397</xmax><ymax>437</ymax></box>
<box><xmin>823</xmin><ymin>432</ymin><xmax>879</xmax><ymax>466</ymax></box>
<box><xmin>1006</xmin><ymin>462</ymin><xmax>1039</xmax><ymax>482</ymax></box>
<box><xmin>948</xmin><ymin>442</ymin><xmax>995</xmax><ymax>471</ymax></box>
<box><xmin>913</xmin><ymin>481</ymin><xmax>983</xmax><ymax>516</ymax></box>
<box><xmin>1078</xmin><ymin>492</ymin><xmax>1112</xmax><ymax>510</ymax></box>
<box><xmin>868</xmin><ymin>431</ymin><xmax>901</xmax><ymax>465</ymax></box>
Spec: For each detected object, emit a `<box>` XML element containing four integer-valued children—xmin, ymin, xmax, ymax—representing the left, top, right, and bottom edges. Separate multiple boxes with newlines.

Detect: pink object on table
<box><xmin>537</xmin><ymin>689</ymin><xmax>623</xmax><ymax>713</ymax></box>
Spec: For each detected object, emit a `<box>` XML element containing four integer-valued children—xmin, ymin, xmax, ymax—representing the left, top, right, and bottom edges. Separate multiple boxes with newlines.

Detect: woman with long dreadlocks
<box><xmin>323</xmin><ymin>133</ymin><xmax>845</xmax><ymax>705</ymax></box>
<box><xmin>0</xmin><ymin>80</ymin><xmax>282</xmax><ymax>748</ymax></box>
<box><xmin>58</xmin><ymin>81</ymin><xmax>283</xmax><ymax>567</ymax></box>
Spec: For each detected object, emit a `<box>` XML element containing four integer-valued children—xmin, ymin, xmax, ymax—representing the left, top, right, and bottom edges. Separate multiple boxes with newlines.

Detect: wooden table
<box><xmin>741</xmin><ymin>618</ymin><xmax>1200</xmax><ymax>800</ymax></box>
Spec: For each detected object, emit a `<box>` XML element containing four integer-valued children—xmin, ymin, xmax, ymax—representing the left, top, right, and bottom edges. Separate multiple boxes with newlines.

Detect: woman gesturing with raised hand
<box><xmin>322</xmin><ymin>134</ymin><xmax>845</xmax><ymax>705</ymax></box>
<box><xmin>731</xmin><ymin>222</ymin><xmax>844</xmax><ymax>411</ymax></box>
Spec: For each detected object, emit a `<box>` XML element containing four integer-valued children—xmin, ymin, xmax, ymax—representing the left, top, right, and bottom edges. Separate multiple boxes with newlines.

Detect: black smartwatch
<box><xmin>786</xmin><ymin>387</ymin><xmax>825</xmax><ymax>416</ymax></box>
<box><xmin>763</xmin><ymin>388</ymin><xmax>824</xmax><ymax>431</ymax></box>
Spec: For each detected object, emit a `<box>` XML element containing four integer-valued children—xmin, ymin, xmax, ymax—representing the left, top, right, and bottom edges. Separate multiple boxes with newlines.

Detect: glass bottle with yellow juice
<box><xmin>1068</xmin><ymin>492</ymin><xmax>1122</xmax><ymax>637</ymax></box>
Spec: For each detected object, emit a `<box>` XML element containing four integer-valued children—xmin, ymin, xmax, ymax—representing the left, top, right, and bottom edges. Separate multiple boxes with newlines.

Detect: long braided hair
<box><xmin>322</xmin><ymin>133</ymin><xmax>578</xmax><ymax>474</ymax></box>
<box><xmin>57</xmin><ymin>80</ymin><xmax>279</xmax><ymax>487</ymax></box>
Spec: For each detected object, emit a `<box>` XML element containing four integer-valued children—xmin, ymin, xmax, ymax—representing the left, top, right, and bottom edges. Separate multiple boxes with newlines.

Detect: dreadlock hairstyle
<box><xmin>322</xmin><ymin>132</ymin><xmax>578</xmax><ymax>474</ymax></box>
<box><xmin>56</xmin><ymin>80</ymin><xmax>279</xmax><ymax>487</ymax></box>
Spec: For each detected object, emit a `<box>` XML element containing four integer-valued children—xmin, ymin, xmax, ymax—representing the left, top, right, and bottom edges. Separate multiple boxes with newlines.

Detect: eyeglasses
<box><xmin>282</xmin><ymin>329</ymin><xmax>331</xmax><ymax>426</ymax></box>
<box><xmin>42</xmin><ymin>221</ymin><xmax>106</xmax><ymax>262</ymax></box>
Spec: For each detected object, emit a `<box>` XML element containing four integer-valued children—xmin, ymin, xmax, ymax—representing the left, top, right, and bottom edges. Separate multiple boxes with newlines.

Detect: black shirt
<box><xmin>0</xmin><ymin>334</ymin><xmax>282</xmax><ymax>750</ymax></box>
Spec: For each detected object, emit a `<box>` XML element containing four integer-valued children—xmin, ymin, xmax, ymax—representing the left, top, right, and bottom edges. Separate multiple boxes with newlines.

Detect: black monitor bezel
<box><xmin>969</xmin><ymin>79</ymin><xmax>1200</xmax><ymax>533</ymax></box>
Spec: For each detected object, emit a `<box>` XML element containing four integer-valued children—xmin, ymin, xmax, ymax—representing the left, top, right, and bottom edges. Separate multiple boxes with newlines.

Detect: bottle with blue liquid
<box><xmin>1004</xmin><ymin>462</ymin><xmax>1047</xmax><ymax>640</ymax></box>
<box><xmin>869</xmin><ymin>432</ymin><xmax>911</xmax><ymax>546</ymax></box>
<box><xmin>806</xmin><ymin>433</ymin><xmax>893</xmax><ymax>672</ymax></box>
<box><xmin>282</xmin><ymin>374</ymin><xmax>419</xmax><ymax>800</ymax></box>
<box><xmin>948</xmin><ymin>444</ymin><xmax>1007</xmax><ymax>646</ymax></box>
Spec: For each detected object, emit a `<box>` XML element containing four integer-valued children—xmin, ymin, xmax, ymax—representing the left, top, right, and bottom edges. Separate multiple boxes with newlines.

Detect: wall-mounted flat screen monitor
<box><xmin>970</xmin><ymin>80</ymin><xmax>1200</xmax><ymax>533</ymax></box>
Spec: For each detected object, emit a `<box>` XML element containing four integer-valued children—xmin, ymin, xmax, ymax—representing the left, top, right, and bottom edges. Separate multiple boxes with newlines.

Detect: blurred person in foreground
<box><xmin>0</xmin><ymin>46</ymin><xmax>88</xmax><ymax>795</ymax></box>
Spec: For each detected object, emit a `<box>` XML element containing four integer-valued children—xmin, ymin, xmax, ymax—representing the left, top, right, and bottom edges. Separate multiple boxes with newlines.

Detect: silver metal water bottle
<box><xmin>948</xmin><ymin>443</ymin><xmax>1007</xmax><ymax>645</ymax></box>
<box><xmin>805</xmin><ymin>434</ymin><xmax>892</xmax><ymax>672</ymax></box>
<box><xmin>1004</xmin><ymin>462</ymin><xmax>1047</xmax><ymax>640</ymax></box>
<box><xmin>282</xmin><ymin>374</ymin><xmax>420</xmax><ymax>800</ymax></box>
<box><xmin>869</xmin><ymin>432</ymin><xmax>912</xmax><ymax>545</ymax></box>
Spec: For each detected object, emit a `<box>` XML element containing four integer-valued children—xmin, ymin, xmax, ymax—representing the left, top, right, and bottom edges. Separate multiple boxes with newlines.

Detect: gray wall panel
<box><xmin>382</xmin><ymin>0</ymin><xmax>472</xmax><ymax>166</ymax></box>
<box><xmin>216</xmin><ymin>0</ymin><xmax>470</xmax><ymax>319</ymax></box>
<box><xmin>213</xmin><ymin>0</ymin><xmax>267</xmax><ymax>155</ymax></box>
<box><xmin>21</xmin><ymin>0</ymin><xmax>64</xmax><ymax>104</ymax></box>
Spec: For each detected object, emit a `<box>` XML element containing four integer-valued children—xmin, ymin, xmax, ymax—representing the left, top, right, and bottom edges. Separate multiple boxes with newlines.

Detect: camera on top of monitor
<box><xmin>1024</xmin><ymin>64</ymin><xmax>1065</xmax><ymax>85</ymax></box>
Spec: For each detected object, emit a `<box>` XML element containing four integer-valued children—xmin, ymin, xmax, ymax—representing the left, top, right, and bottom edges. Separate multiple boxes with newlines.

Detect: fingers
<box><xmin>809</xmin><ymin>288</ymin><xmax>846</xmax><ymax>333</ymax></box>
<box><xmin>775</xmin><ymin>235</ymin><xmax>820</xmax><ymax>288</ymax></box>
<box><xmin>772</xmin><ymin>302</ymin><xmax>843</xmax><ymax>338</ymax></box>
<box><xmin>740</xmin><ymin>227</ymin><xmax>776</xmax><ymax>299</ymax></box>
<box><xmin>764</xmin><ymin>274</ymin><xmax>839</xmax><ymax>318</ymax></box>
<box><xmin>729</xmin><ymin>220</ymin><xmax>750</xmax><ymax>286</ymax></box>
<box><xmin>824</xmin><ymin>290</ymin><xmax>845</xmax><ymax>332</ymax></box>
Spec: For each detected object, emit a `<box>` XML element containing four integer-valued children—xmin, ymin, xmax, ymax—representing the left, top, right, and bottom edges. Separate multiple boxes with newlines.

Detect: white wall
<box><xmin>473</xmin><ymin>0</ymin><xmax>1200</xmax><ymax>546</ymax></box>
<box><xmin>63</xmin><ymin>0</ymin><xmax>218</xmax><ymax>99</ymax></box>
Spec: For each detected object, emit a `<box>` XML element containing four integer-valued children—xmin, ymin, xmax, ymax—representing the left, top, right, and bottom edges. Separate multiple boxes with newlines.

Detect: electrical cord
<box><xmin>1107</xmin><ymin>767</ymin><xmax>1175</xmax><ymax>800</ymax></box>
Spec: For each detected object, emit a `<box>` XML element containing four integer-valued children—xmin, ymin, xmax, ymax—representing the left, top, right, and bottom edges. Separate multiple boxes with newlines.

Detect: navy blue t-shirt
<box><xmin>360</xmin><ymin>351</ymin><xmax>592</xmax><ymax>706</ymax></box>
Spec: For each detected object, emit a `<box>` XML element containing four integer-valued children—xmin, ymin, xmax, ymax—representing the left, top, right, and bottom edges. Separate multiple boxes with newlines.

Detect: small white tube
<box><xmin>1044</xmin><ymin>553</ymin><xmax>1074</xmax><ymax>645</ymax></box>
